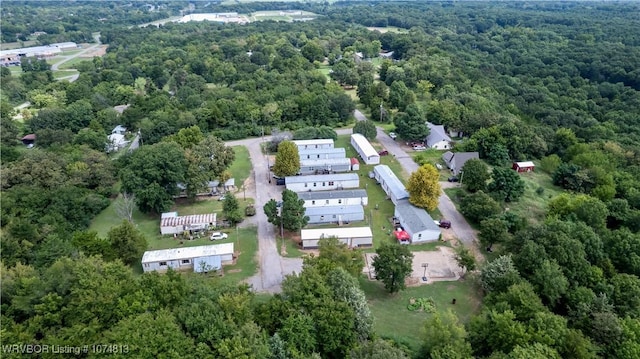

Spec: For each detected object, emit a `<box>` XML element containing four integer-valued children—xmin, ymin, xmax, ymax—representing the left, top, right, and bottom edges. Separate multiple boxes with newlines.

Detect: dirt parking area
<box><xmin>364</xmin><ymin>246</ymin><xmax>462</xmax><ymax>286</ymax></box>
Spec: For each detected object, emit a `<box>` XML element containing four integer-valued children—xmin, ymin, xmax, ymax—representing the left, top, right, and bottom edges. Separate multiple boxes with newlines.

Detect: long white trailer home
<box><xmin>293</xmin><ymin>139</ymin><xmax>334</xmax><ymax>151</ymax></box>
<box><xmin>141</xmin><ymin>243</ymin><xmax>234</xmax><ymax>273</ymax></box>
<box><xmin>351</xmin><ymin>133</ymin><xmax>380</xmax><ymax>165</ymax></box>
<box><xmin>300</xmin><ymin>227</ymin><xmax>373</xmax><ymax>249</ymax></box>
<box><xmin>305</xmin><ymin>205</ymin><xmax>365</xmax><ymax>224</ymax></box>
<box><xmin>299</xmin><ymin>158</ymin><xmax>353</xmax><ymax>175</ymax></box>
<box><xmin>285</xmin><ymin>173</ymin><xmax>359</xmax><ymax>192</ymax></box>
<box><xmin>298</xmin><ymin>189</ymin><xmax>368</xmax><ymax>207</ymax></box>
<box><xmin>298</xmin><ymin>147</ymin><xmax>346</xmax><ymax>160</ymax></box>
<box><xmin>373</xmin><ymin>165</ymin><xmax>409</xmax><ymax>205</ymax></box>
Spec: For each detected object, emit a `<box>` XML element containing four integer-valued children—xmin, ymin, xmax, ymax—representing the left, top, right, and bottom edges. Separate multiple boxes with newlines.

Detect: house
<box><xmin>442</xmin><ymin>151</ymin><xmax>480</xmax><ymax>176</ymax></box>
<box><xmin>425</xmin><ymin>122</ymin><xmax>452</xmax><ymax>150</ymax></box>
<box><xmin>351</xmin><ymin>133</ymin><xmax>380</xmax><ymax>165</ymax></box>
<box><xmin>373</xmin><ymin>165</ymin><xmax>409</xmax><ymax>205</ymax></box>
<box><xmin>21</xmin><ymin>134</ymin><xmax>36</xmax><ymax>146</ymax></box>
<box><xmin>292</xmin><ymin>139</ymin><xmax>334</xmax><ymax>151</ymax></box>
<box><xmin>160</xmin><ymin>212</ymin><xmax>217</xmax><ymax>235</ymax></box>
<box><xmin>298</xmin><ymin>189</ymin><xmax>368</xmax><ymax>207</ymax></box>
<box><xmin>394</xmin><ymin>200</ymin><xmax>441</xmax><ymax>243</ymax></box>
<box><xmin>513</xmin><ymin>161</ymin><xmax>535</xmax><ymax>172</ymax></box>
<box><xmin>141</xmin><ymin>243</ymin><xmax>234</xmax><ymax>273</ymax></box>
<box><xmin>305</xmin><ymin>205</ymin><xmax>364</xmax><ymax>224</ymax></box>
<box><xmin>298</xmin><ymin>147</ymin><xmax>346</xmax><ymax>160</ymax></box>
<box><xmin>111</xmin><ymin>125</ymin><xmax>126</xmax><ymax>135</ymax></box>
<box><xmin>299</xmin><ymin>158</ymin><xmax>353</xmax><ymax>175</ymax></box>
<box><xmin>1</xmin><ymin>45</ymin><xmax>63</xmax><ymax>66</ymax></box>
<box><xmin>300</xmin><ymin>227</ymin><xmax>373</xmax><ymax>249</ymax></box>
<box><xmin>285</xmin><ymin>173</ymin><xmax>359</xmax><ymax>192</ymax></box>
<box><xmin>106</xmin><ymin>133</ymin><xmax>130</xmax><ymax>152</ymax></box>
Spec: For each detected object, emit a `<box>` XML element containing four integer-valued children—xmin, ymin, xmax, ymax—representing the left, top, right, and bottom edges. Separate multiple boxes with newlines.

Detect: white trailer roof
<box><xmin>351</xmin><ymin>133</ymin><xmax>378</xmax><ymax>158</ymax></box>
<box><xmin>301</xmin><ymin>226</ymin><xmax>373</xmax><ymax>240</ymax></box>
<box><xmin>142</xmin><ymin>243</ymin><xmax>234</xmax><ymax>263</ymax></box>
<box><xmin>515</xmin><ymin>161</ymin><xmax>535</xmax><ymax>167</ymax></box>
<box><xmin>285</xmin><ymin>173</ymin><xmax>358</xmax><ymax>184</ymax></box>
<box><xmin>293</xmin><ymin>139</ymin><xmax>334</xmax><ymax>147</ymax></box>
<box><xmin>300</xmin><ymin>158</ymin><xmax>352</xmax><ymax>167</ymax></box>
<box><xmin>160</xmin><ymin>213</ymin><xmax>217</xmax><ymax>228</ymax></box>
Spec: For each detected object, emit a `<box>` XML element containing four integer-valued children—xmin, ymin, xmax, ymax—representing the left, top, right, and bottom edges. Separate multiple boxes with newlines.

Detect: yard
<box><xmin>361</xmin><ymin>277</ymin><xmax>482</xmax><ymax>352</ymax></box>
<box><xmin>228</xmin><ymin>145</ymin><xmax>252</xmax><ymax>189</ymax></box>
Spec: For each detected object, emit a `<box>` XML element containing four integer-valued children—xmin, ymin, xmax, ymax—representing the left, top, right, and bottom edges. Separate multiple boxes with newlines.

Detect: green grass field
<box><xmin>361</xmin><ymin>277</ymin><xmax>482</xmax><ymax>352</ymax></box>
<box><xmin>53</xmin><ymin>70</ymin><xmax>79</xmax><ymax>79</ymax></box>
<box><xmin>229</xmin><ymin>145</ymin><xmax>252</xmax><ymax>189</ymax></box>
<box><xmin>501</xmin><ymin>166</ymin><xmax>562</xmax><ymax>225</ymax></box>
<box><xmin>57</xmin><ymin>57</ymin><xmax>91</xmax><ymax>70</ymax></box>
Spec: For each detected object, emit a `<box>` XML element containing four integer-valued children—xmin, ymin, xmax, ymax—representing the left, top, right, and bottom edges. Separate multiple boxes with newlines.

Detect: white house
<box><xmin>299</xmin><ymin>158</ymin><xmax>353</xmax><ymax>175</ymax></box>
<box><xmin>141</xmin><ymin>243</ymin><xmax>234</xmax><ymax>273</ymax></box>
<box><xmin>394</xmin><ymin>200</ymin><xmax>441</xmax><ymax>243</ymax></box>
<box><xmin>305</xmin><ymin>205</ymin><xmax>365</xmax><ymax>224</ymax></box>
<box><xmin>111</xmin><ymin>125</ymin><xmax>126</xmax><ymax>135</ymax></box>
<box><xmin>293</xmin><ymin>139</ymin><xmax>334</xmax><ymax>151</ymax></box>
<box><xmin>106</xmin><ymin>133</ymin><xmax>130</xmax><ymax>152</ymax></box>
<box><xmin>373</xmin><ymin>165</ymin><xmax>409</xmax><ymax>204</ymax></box>
<box><xmin>298</xmin><ymin>147</ymin><xmax>346</xmax><ymax>160</ymax></box>
<box><xmin>425</xmin><ymin>122</ymin><xmax>452</xmax><ymax>150</ymax></box>
<box><xmin>298</xmin><ymin>189</ymin><xmax>368</xmax><ymax>207</ymax></box>
<box><xmin>160</xmin><ymin>212</ymin><xmax>217</xmax><ymax>235</ymax></box>
<box><xmin>285</xmin><ymin>173</ymin><xmax>359</xmax><ymax>192</ymax></box>
<box><xmin>351</xmin><ymin>133</ymin><xmax>380</xmax><ymax>165</ymax></box>
<box><xmin>300</xmin><ymin>227</ymin><xmax>373</xmax><ymax>249</ymax></box>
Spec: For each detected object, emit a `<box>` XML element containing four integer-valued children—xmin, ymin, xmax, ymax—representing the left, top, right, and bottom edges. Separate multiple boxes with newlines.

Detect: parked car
<box><xmin>413</xmin><ymin>145</ymin><xmax>427</xmax><ymax>151</ymax></box>
<box><xmin>210</xmin><ymin>232</ymin><xmax>228</xmax><ymax>240</ymax></box>
<box><xmin>245</xmin><ymin>204</ymin><xmax>256</xmax><ymax>216</ymax></box>
<box><xmin>438</xmin><ymin>219</ymin><xmax>452</xmax><ymax>229</ymax></box>
<box><xmin>389</xmin><ymin>132</ymin><xmax>397</xmax><ymax>140</ymax></box>
<box><xmin>378</xmin><ymin>150</ymin><xmax>389</xmax><ymax>156</ymax></box>
<box><xmin>447</xmin><ymin>176</ymin><xmax>459</xmax><ymax>182</ymax></box>
<box><xmin>275</xmin><ymin>178</ymin><xmax>285</xmax><ymax>186</ymax></box>
<box><xmin>218</xmin><ymin>195</ymin><xmax>226</xmax><ymax>201</ymax></box>
<box><xmin>276</xmin><ymin>201</ymin><xmax>283</xmax><ymax>207</ymax></box>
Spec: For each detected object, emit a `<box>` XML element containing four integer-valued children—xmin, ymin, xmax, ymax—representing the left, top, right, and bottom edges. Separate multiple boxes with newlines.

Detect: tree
<box><xmin>420</xmin><ymin>310</ymin><xmax>473</xmax><ymax>359</ymax></box>
<box><xmin>301</xmin><ymin>41</ymin><xmax>324</xmax><ymax>63</ymax></box>
<box><xmin>454</xmin><ymin>246</ymin><xmax>477</xmax><ymax>278</ymax></box>
<box><xmin>372</xmin><ymin>243</ymin><xmax>414</xmax><ymax>293</ymax></box>
<box><xmin>479</xmin><ymin>217</ymin><xmax>511</xmax><ymax>252</ymax></box>
<box><xmin>480</xmin><ymin>255</ymin><xmax>522</xmax><ymax>293</ymax></box>
<box><xmin>281</xmin><ymin>189</ymin><xmax>308</xmax><ymax>232</ymax></box>
<box><xmin>273</xmin><ymin>141</ymin><xmax>300</xmax><ymax>177</ymax></box>
<box><xmin>353</xmin><ymin>120</ymin><xmax>377</xmax><ymax>141</ymax></box>
<box><xmin>488</xmin><ymin>167</ymin><xmax>525</xmax><ymax>202</ymax></box>
<box><xmin>114</xmin><ymin>192</ymin><xmax>135</xmax><ymax>223</ymax></box>
<box><xmin>326</xmin><ymin>268</ymin><xmax>373</xmax><ymax>341</ymax></box>
<box><xmin>540</xmin><ymin>155</ymin><xmax>562</xmax><ymax>174</ymax></box>
<box><xmin>393</xmin><ymin>104</ymin><xmax>429</xmax><ymax>141</ymax></box>
<box><xmin>461</xmin><ymin>159</ymin><xmax>490</xmax><ymax>193</ymax></box>
<box><xmin>530</xmin><ymin>259</ymin><xmax>569</xmax><ymax>306</ymax></box>
<box><xmin>305</xmin><ymin>236</ymin><xmax>364</xmax><ymax>277</ymax></box>
<box><xmin>460</xmin><ymin>191</ymin><xmax>502</xmax><ymax>224</ymax></box>
<box><xmin>119</xmin><ymin>142</ymin><xmax>187</xmax><ymax>214</ymax></box>
<box><xmin>223</xmin><ymin>193</ymin><xmax>243</xmax><ymax>226</ymax></box>
<box><xmin>263</xmin><ymin>199</ymin><xmax>282</xmax><ymax>229</ymax></box>
<box><xmin>407</xmin><ymin>164</ymin><xmax>441</xmax><ymax>211</ymax></box>
<box><xmin>388</xmin><ymin>80</ymin><xmax>415</xmax><ymax>111</ymax></box>
<box><xmin>107</xmin><ymin>220</ymin><xmax>148</xmax><ymax>266</ymax></box>
<box><xmin>349</xmin><ymin>339</ymin><xmax>409</xmax><ymax>359</ymax></box>
<box><xmin>468</xmin><ymin>309</ymin><xmax>531</xmax><ymax>357</ymax></box>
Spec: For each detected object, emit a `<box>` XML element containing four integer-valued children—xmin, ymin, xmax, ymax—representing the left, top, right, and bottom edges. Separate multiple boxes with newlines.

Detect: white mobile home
<box><xmin>298</xmin><ymin>189</ymin><xmax>368</xmax><ymax>207</ymax></box>
<box><xmin>394</xmin><ymin>200</ymin><xmax>441</xmax><ymax>243</ymax></box>
<box><xmin>298</xmin><ymin>147</ymin><xmax>346</xmax><ymax>160</ymax></box>
<box><xmin>373</xmin><ymin>165</ymin><xmax>409</xmax><ymax>204</ymax></box>
<box><xmin>351</xmin><ymin>133</ymin><xmax>380</xmax><ymax>165</ymax></box>
<box><xmin>160</xmin><ymin>212</ymin><xmax>217</xmax><ymax>235</ymax></box>
<box><xmin>293</xmin><ymin>139</ymin><xmax>334</xmax><ymax>151</ymax></box>
<box><xmin>285</xmin><ymin>173</ymin><xmax>359</xmax><ymax>192</ymax></box>
<box><xmin>299</xmin><ymin>158</ymin><xmax>353</xmax><ymax>175</ymax></box>
<box><xmin>305</xmin><ymin>205</ymin><xmax>365</xmax><ymax>224</ymax></box>
<box><xmin>300</xmin><ymin>227</ymin><xmax>373</xmax><ymax>249</ymax></box>
<box><xmin>141</xmin><ymin>243</ymin><xmax>234</xmax><ymax>273</ymax></box>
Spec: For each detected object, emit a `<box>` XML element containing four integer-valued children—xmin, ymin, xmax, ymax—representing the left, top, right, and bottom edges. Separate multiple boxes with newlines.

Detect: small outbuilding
<box><xmin>305</xmin><ymin>205</ymin><xmax>365</xmax><ymax>224</ymax></box>
<box><xmin>21</xmin><ymin>134</ymin><xmax>36</xmax><ymax>146</ymax></box>
<box><xmin>141</xmin><ymin>242</ymin><xmax>234</xmax><ymax>273</ymax></box>
<box><xmin>351</xmin><ymin>133</ymin><xmax>380</xmax><ymax>165</ymax></box>
<box><xmin>160</xmin><ymin>212</ymin><xmax>217</xmax><ymax>235</ymax></box>
<box><xmin>350</xmin><ymin>157</ymin><xmax>360</xmax><ymax>171</ymax></box>
<box><xmin>300</xmin><ymin>227</ymin><xmax>373</xmax><ymax>249</ymax></box>
<box><xmin>513</xmin><ymin>161</ymin><xmax>535</xmax><ymax>172</ymax></box>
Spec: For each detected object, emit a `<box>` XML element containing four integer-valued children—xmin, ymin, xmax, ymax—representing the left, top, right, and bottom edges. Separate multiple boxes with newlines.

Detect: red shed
<box><xmin>350</xmin><ymin>157</ymin><xmax>360</xmax><ymax>171</ymax></box>
<box><xmin>21</xmin><ymin>134</ymin><xmax>36</xmax><ymax>145</ymax></box>
<box><xmin>513</xmin><ymin>161</ymin><xmax>535</xmax><ymax>172</ymax></box>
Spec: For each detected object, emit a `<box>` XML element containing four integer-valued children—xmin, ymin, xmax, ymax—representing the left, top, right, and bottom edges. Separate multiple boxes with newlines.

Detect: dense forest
<box><xmin>2</xmin><ymin>1</ymin><xmax>640</xmax><ymax>358</ymax></box>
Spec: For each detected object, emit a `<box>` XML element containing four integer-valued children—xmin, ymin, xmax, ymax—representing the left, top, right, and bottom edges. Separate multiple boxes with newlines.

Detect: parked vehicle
<box><xmin>413</xmin><ymin>145</ymin><xmax>427</xmax><ymax>151</ymax></box>
<box><xmin>378</xmin><ymin>150</ymin><xmax>389</xmax><ymax>156</ymax></box>
<box><xmin>210</xmin><ymin>232</ymin><xmax>228</xmax><ymax>240</ymax></box>
<box><xmin>245</xmin><ymin>204</ymin><xmax>256</xmax><ymax>216</ymax></box>
<box><xmin>275</xmin><ymin>178</ymin><xmax>285</xmax><ymax>186</ymax></box>
<box><xmin>439</xmin><ymin>219</ymin><xmax>452</xmax><ymax>229</ymax></box>
<box><xmin>218</xmin><ymin>195</ymin><xmax>226</xmax><ymax>201</ymax></box>
<box><xmin>389</xmin><ymin>132</ymin><xmax>397</xmax><ymax>140</ymax></box>
<box><xmin>447</xmin><ymin>176</ymin><xmax>459</xmax><ymax>182</ymax></box>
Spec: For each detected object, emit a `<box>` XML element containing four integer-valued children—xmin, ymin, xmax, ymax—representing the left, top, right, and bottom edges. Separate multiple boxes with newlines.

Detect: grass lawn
<box><xmin>361</xmin><ymin>277</ymin><xmax>482</xmax><ymax>352</ymax></box>
<box><xmin>57</xmin><ymin>57</ymin><xmax>91</xmax><ymax>70</ymax></box>
<box><xmin>53</xmin><ymin>70</ymin><xmax>79</xmax><ymax>79</ymax></box>
<box><xmin>317</xmin><ymin>64</ymin><xmax>331</xmax><ymax>80</ymax></box>
<box><xmin>229</xmin><ymin>145</ymin><xmax>252</xmax><ymax>188</ymax></box>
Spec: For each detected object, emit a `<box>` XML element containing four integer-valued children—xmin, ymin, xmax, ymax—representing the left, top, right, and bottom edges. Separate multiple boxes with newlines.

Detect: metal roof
<box><xmin>395</xmin><ymin>200</ymin><xmax>440</xmax><ymax>233</ymax></box>
<box><xmin>426</xmin><ymin>122</ymin><xmax>452</xmax><ymax>146</ymax></box>
<box><xmin>298</xmin><ymin>147</ymin><xmax>345</xmax><ymax>156</ymax></box>
<box><xmin>305</xmin><ymin>205</ymin><xmax>364</xmax><ymax>216</ymax></box>
<box><xmin>293</xmin><ymin>139</ymin><xmax>334</xmax><ymax>147</ymax></box>
<box><xmin>301</xmin><ymin>226</ymin><xmax>373</xmax><ymax>240</ymax></box>
<box><xmin>285</xmin><ymin>173</ymin><xmax>359</xmax><ymax>184</ymax></box>
<box><xmin>373</xmin><ymin>165</ymin><xmax>409</xmax><ymax>200</ymax></box>
<box><xmin>300</xmin><ymin>158</ymin><xmax>352</xmax><ymax>167</ymax></box>
<box><xmin>351</xmin><ymin>133</ymin><xmax>378</xmax><ymax>159</ymax></box>
<box><xmin>515</xmin><ymin>161</ymin><xmax>535</xmax><ymax>167</ymax></box>
<box><xmin>142</xmin><ymin>243</ymin><xmax>234</xmax><ymax>263</ymax></box>
<box><xmin>160</xmin><ymin>213</ymin><xmax>217</xmax><ymax>228</ymax></box>
<box><xmin>298</xmin><ymin>189</ymin><xmax>367</xmax><ymax>201</ymax></box>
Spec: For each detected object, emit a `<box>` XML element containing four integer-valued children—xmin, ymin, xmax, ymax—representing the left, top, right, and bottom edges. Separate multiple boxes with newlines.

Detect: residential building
<box><xmin>394</xmin><ymin>200</ymin><xmax>441</xmax><ymax>243</ymax></box>
<box><xmin>298</xmin><ymin>189</ymin><xmax>368</xmax><ymax>207</ymax></box>
<box><xmin>300</xmin><ymin>227</ymin><xmax>373</xmax><ymax>249</ymax></box>
<box><xmin>351</xmin><ymin>133</ymin><xmax>380</xmax><ymax>165</ymax></box>
<box><xmin>160</xmin><ymin>212</ymin><xmax>217</xmax><ymax>235</ymax></box>
<box><xmin>425</xmin><ymin>122</ymin><xmax>452</xmax><ymax>150</ymax></box>
<box><xmin>285</xmin><ymin>173</ymin><xmax>359</xmax><ymax>192</ymax></box>
<box><xmin>305</xmin><ymin>205</ymin><xmax>365</xmax><ymax>224</ymax></box>
<box><xmin>141</xmin><ymin>243</ymin><xmax>234</xmax><ymax>273</ymax></box>
<box><xmin>373</xmin><ymin>165</ymin><xmax>409</xmax><ymax>205</ymax></box>
<box><xmin>299</xmin><ymin>158</ymin><xmax>353</xmax><ymax>175</ymax></box>
<box><xmin>298</xmin><ymin>147</ymin><xmax>346</xmax><ymax>160</ymax></box>
<box><xmin>442</xmin><ymin>151</ymin><xmax>480</xmax><ymax>176</ymax></box>
<box><xmin>292</xmin><ymin>139</ymin><xmax>334</xmax><ymax>151</ymax></box>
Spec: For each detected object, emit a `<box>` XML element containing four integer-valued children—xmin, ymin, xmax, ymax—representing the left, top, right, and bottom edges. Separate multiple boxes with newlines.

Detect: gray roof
<box><xmin>452</xmin><ymin>152</ymin><xmax>480</xmax><ymax>175</ymax></box>
<box><xmin>442</xmin><ymin>151</ymin><xmax>455</xmax><ymax>165</ymax></box>
<box><xmin>373</xmin><ymin>165</ymin><xmax>409</xmax><ymax>200</ymax></box>
<box><xmin>305</xmin><ymin>205</ymin><xmax>364</xmax><ymax>216</ymax></box>
<box><xmin>425</xmin><ymin>122</ymin><xmax>451</xmax><ymax>146</ymax></box>
<box><xmin>395</xmin><ymin>200</ymin><xmax>440</xmax><ymax>233</ymax></box>
<box><xmin>300</xmin><ymin>158</ymin><xmax>352</xmax><ymax>167</ymax></box>
<box><xmin>285</xmin><ymin>173</ymin><xmax>359</xmax><ymax>184</ymax></box>
<box><xmin>298</xmin><ymin>147</ymin><xmax>346</xmax><ymax>156</ymax></box>
<box><xmin>298</xmin><ymin>189</ymin><xmax>368</xmax><ymax>201</ymax></box>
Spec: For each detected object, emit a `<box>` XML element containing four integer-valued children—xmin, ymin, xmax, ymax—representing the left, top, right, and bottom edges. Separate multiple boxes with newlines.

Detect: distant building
<box><xmin>425</xmin><ymin>122</ymin><xmax>452</xmax><ymax>150</ymax></box>
<box><xmin>300</xmin><ymin>227</ymin><xmax>373</xmax><ymax>249</ymax></box>
<box><xmin>351</xmin><ymin>134</ymin><xmax>380</xmax><ymax>165</ymax></box>
<box><xmin>299</xmin><ymin>158</ymin><xmax>353</xmax><ymax>175</ymax></box>
<box><xmin>160</xmin><ymin>212</ymin><xmax>217</xmax><ymax>235</ymax></box>
<box><xmin>305</xmin><ymin>205</ymin><xmax>365</xmax><ymax>224</ymax></box>
<box><xmin>111</xmin><ymin>125</ymin><xmax>126</xmax><ymax>135</ymax></box>
<box><xmin>0</xmin><ymin>42</ymin><xmax>77</xmax><ymax>67</ymax></box>
<box><xmin>373</xmin><ymin>165</ymin><xmax>409</xmax><ymax>205</ymax></box>
<box><xmin>442</xmin><ymin>151</ymin><xmax>480</xmax><ymax>176</ymax></box>
<box><xmin>141</xmin><ymin>243</ymin><xmax>234</xmax><ymax>273</ymax></box>
<box><xmin>513</xmin><ymin>161</ymin><xmax>535</xmax><ymax>173</ymax></box>
<box><xmin>394</xmin><ymin>200</ymin><xmax>441</xmax><ymax>243</ymax></box>
<box><xmin>285</xmin><ymin>173</ymin><xmax>359</xmax><ymax>192</ymax></box>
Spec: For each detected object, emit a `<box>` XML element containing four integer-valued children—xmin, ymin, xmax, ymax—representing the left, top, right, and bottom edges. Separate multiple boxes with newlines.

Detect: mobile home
<box><xmin>300</xmin><ymin>227</ymin><xmax>373</xmax><ymax>249</ymax></box>
<box><xmin>373</xmin><ymin>165</ymin><xmax>409</xmax><ymax>204</ymax></box>
<box><xmin>351</xmin><ymin>133</ymin><xmax>380</xmax><ymax>165</ymax></box>
<box><xmin>298</xmin><ymin>189</ymin><xmax>368</xmax><ymax>207</ymax></box>
<box><xmin>305</xmin><ymin>205</ymin><xmax>365</xmax><ymax>224</ymax></box>
<box><xmin>285</xmin><ymin>173</ymin><xmax>359</xmax><ymax>192</ymax></box>
<box><xmin>394</xmin><ymin>200</ymin><xmax>441</xmax><ymax>243</ymax></box>
<box><xmin>141</xmin><ymin>243</ymin><xmax>234</xmax><ymax>273</ymax></box>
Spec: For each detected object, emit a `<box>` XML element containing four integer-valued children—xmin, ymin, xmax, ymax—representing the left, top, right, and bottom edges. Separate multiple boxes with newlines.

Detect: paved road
<box><xmin>53</xmin><ymin>33</ymin><xmax>102</xmax><ymax>83</ymax></box>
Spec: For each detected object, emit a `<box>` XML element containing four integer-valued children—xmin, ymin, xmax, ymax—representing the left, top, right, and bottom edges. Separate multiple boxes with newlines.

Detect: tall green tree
<box><xmin>393</xmin><ymin>104</ymin><xmax>429</xmax><ymax>141</ymax></box>
<box><xmin>454</xmin><ymin>245</ymin><xmax>477</xmax><ymax>279</ymax></box>
<box><xmin>480</xmin><ymin>255</ymin><xmax>522</xmax><ymax>294</ymax></box>
<box><xmin>223</xmin><ymin>193</ymin><xmax>243</xmax><ymax>226</ymax></box>
<box><xmin>353</xmin><ymin>120</ymin><xmax>377</xmax><ymax>141</ymax></box>
<box><xmin>372</xmin><ymin>243</ymin><xmax>414</xmax><ymax>293</ymax></box>
<box><xmin>488</xmin><ymin>167</ymin><xmax>526</xmax><ymax>202</ymax></box>
<box><xmin>281</xmin><ymin>189</ymin><xmax>308</xmax><ymax>232</ymax></box>
<box><xmin>349</xmin><ymin>339</ymin><xmax>409</xmax><ymax>359</ymax></box>
<box><xmin>107</xmin><ymin>220</ymin><xmax>148</xmax><ymax>266</ymax></box>
<box><xmin>420</xmin><ymin>310</ymin><xmax>473</xmax><ymax>359</ymax></box>
<box><xmin>273</xmin><ymin>141</ymin><xmax>300</xmax><ymax>177</ymax></box>
<box><xmin>460</xmin><ymin>191</ymin><xmax>502</xmax><ymax>224</ymax></box>
<box><xmin>407</xmin><ymin>164</ymin><xmax>441</xmax><ymax>211</ymax></box>
<box><xmin>461</xmin><ymin>159</ymin><xmax>490</xmax><ymax>193</ymax></box>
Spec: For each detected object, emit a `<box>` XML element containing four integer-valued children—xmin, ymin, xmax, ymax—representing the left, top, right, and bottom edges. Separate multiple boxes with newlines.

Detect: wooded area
<box><xmin>1</xmin><ymin>1</ymin><xmax>639</xmax><ymax>358</ymax></box>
